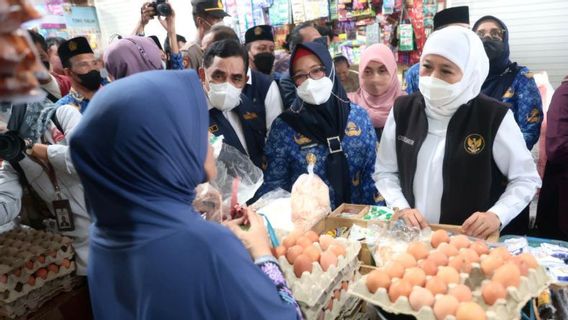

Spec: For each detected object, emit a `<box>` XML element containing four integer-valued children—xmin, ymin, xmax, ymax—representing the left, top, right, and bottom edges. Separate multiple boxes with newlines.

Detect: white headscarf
<box><xmin>419</xmin><ymin>26</ymin><xmax>489</xmax><ymax>119</ymax></box>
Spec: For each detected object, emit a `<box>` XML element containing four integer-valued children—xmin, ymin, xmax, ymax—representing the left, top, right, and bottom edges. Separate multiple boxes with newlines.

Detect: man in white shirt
<box><xmin>199</xmin><ymin>39</ymin><xmax>269</xmax><ymax>170</ymax></box>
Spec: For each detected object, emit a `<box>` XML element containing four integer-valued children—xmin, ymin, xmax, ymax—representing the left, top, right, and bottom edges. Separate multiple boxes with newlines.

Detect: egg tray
<box><xmin>0</xmin><ymin>273</ymin><xmax>83</xmax><ymax>319</ymax></box>
<box><xmin>300</xmin><ymin>264</ymin><xmax>361</xmax><ymax>320</ymax></box>
<box><xmin>279</xmin><ymin>238</ymin><xmax>362</xmax><ymax>307</ymax></box>
<box><xmin>0</xmin><ymin>261</ymin><xmax>76</xmax><ymax>304</ymax></box>
<box><xmin>348</xmin><ymin>262</ymin><xmax>551</xmax><ymax>320</ymax></box>
<box><xmin>0</xmin><ymin>228</ymin><xmax>73</xmax><ymax>275</ymax></box>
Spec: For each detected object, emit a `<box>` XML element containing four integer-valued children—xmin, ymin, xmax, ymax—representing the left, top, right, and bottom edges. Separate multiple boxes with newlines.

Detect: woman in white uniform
<box><xmin>374</xmin><ymin>26</ymin><xmax>541</xmax><ymax>239</ymax></box>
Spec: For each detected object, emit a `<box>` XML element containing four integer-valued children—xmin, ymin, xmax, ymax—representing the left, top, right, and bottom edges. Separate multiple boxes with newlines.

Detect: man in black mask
<box><xmin>245</xmin><ymin>25</ymin><xmax>276</xmax><ymax>75</ymax></box>
<box><xmin>56</xmin><ymin>36</ymin><xmax>103</xmax><ymax>113</ymax></box>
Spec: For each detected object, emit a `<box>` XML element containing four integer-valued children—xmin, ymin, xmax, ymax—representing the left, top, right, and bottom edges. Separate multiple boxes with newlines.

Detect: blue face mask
<box><xmin>314</xmin><ymin>36</ymin><xmax>329</xmax><ymax>48</ymax></box>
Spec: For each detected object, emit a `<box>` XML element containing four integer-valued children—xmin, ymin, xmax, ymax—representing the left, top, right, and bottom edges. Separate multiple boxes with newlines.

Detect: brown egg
<box><xmin>304</xmin><ymin>246</ymin><xmax>321</xmax><ymax>262</ymax></box>
<box><xmin>419</xmin><ymin>258</ymin><xmax>438</xmax><ymax>276</ymax></box>
<box><xmin>319</xmin><ymin>235</ymin><xmax>334</xmax><ymax>251</ymax></box>
<box><xmin>274</xmin><ymin>246</ymin><xmax>287</xmax><ymax>258</ymax></box>
<box><xmin>384</xmin><ymin>261</ymin><xmax>405</xmax><ymax>279</ymax></box>
<box><xmin>282</xmin><ymin>236</ymin><xmax>297</xmax><ymax>249</ymax></box>
<box><xmin>334</xmin><ymin>289</ymin><xmax>341</xmax><ymax>300</ymax></box>
<box><xmin>403</xmin><ymin>267</ymin><xmax>427</xmax><ymax>287</ymax></box>
<box><xmin>471</xmin><ymin>240</ymin><xmax>490</xmax><ymax>256</ymax></box>
<box><xmin>431</xmin><ymin>229</ymin><xmax>450</xmax><ymax>248</ymax></box>
<box><xmin>437</xmin><ymin>266</ymin><xmax>460</xmax><ymax>285</ymax></box>
<box><xmin>490</xmin><ymin>247</ymin><xmax>512</xmax><ymax>261</ymax></box>
<box><xmin>341</xmin><ymin>281</ymin><xmax>349</xmax><ymax>291</ymax></box>
<box><xmin>320</xmin><ymin>250</ymin><xmax>338</xmax><ymax>272</ymax></box>
<box><xmin>480</xmin><ymin>255</ymin><xmax>504</xmax><ymax>276</ymax></box>
<box><xmin>482</xmin><ymin>281</ymin><xmax>507</xmax><ymax>305</ymax></box>
<box><xmin>449</xmin><ymin>255</ymin><xmax>471</xmax><ymax>274</ymax></box>
<box><xmin>425</xmin><ymin>276</ymin><xmax>448</xmax><ymax>296</ymax></box>
<box><xmin>409</xmin><ymin>286</ymin><xmax>435</xmax><ymax>311</ymax></box>
<box><xmin>460</xmin><ymin>248</ymin><xmax>480</xmax><ymax>264</ymax></box>
<box><xmin>449</xmin><ymin>284</ymin><xmax>473</xmax><ymax>302</ymax></box>
<box><xmin>518</xmin><ymin>253</ymin><xmax>538</xmax><ymax>269</ymax></box>
<box><xmin>395</xmin><ymin>253</ymin><xmax>417</xmax><ymax>268</ymax></box>
<box><xmin>456</xmin><ymin>302</ymin><xmax>487</xmax><ymax>320</ymax></box>
<box><xmin>439</xmin><ymin>243</ymin><xmax>459</xmax><ymax>257</ymax></box>
<box><xmin>296</xmin><ymin>236</ymin><xmax>313</xmax><ymax>249</ymax></box>
<box><xmin>433</xmin><ymin>295</ymin><xmax>459</xmax><ymax>320</ymax></box>
<box><xmin>293</xmin><ymin>254</ymin><xmax>313</xmax><ymax>278</ymax></box>
<box><xmin>449</xmin><ymin>235</ymin><xmax>471</xmax><ymax>250</ymax></box>
<box><xmin>428</xmin><ymin>250</ymin><xmax>449</xmax><ymax>267</ymax></box>
<box><xmin>305</xmin><ymin>230</ymin><xmax>319</xmax><ymax>243</ymax></box>
<box><xmin>366</xmin><ymin>269</ymin><xmax>391</xmax><ymax>294</ymax></box>
<box><xmin>492</xmin><ymin>263</ymin><xmax>521</xmax><ymax>288</ymax></box>
<box><xmin>330</xmin><ymin>244</ymin><xmax>346</xmax><ymax>258</ymax></box>
<box><xmin>286</xmin><ymin>245</ymin><xmax>304</xmax><ymax>264</ymax></box>
<box><xmin>511</xmin><ymin>256</ymin><xmax>530</xmax><ymax>276</ymax></box>
<box><xmin>388</xmin><ymin>279</ymin><xmax>412</xmax><ymax>303</ymax></box>
<box><xmin>327</xmin><ymin>298</ymin><xmax>333</xmax><ymax>311</ymax></box>
<box><xmin>407</xmin><ymin>242</ymin><xmax>429</xmax><ymax>260</ymax></box>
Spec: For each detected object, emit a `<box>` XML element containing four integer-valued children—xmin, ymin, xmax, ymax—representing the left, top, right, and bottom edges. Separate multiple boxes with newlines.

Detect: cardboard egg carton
<box><xmin>348</xmin><ymin>262</ymin><xmax>551</xmax><ymax>320</ymax></box>
<box><xmin>278</xmin><ymin>238</ymin><xmax>362</xmax><ymax>307</ymax></box>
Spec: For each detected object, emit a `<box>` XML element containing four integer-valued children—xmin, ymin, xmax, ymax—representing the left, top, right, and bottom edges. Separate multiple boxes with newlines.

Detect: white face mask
<box><xmin>207</xmin><ymin>82</ymin><xmax>242</xmax><ymax>111</ymax></box>
<box><xmin>419</xmin><ymin>76</ymin><xmax>463</xmax><ymax>118</ymax></box>
<box><xmin>296</xmin><ymin>74</ymin><xmax>334</xmax><ymax>105</ymax></box>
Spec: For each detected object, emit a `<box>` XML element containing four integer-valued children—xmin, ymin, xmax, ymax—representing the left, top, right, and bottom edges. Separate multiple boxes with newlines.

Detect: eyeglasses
<box><xmin>476</xmin><ymin>29</ymin><xmax>506</xmax><ymax>41</ymax></box>
<box><xmin>292</xmin><ymin>66</ymin><xmax>326</xmax><ymax>85</ymax></box>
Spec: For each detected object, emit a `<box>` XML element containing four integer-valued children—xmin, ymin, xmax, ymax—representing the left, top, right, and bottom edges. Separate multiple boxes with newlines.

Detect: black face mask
<box><xmin>76</xmin><ymin>70</ymin><xmax>102</xmax><ymax>91</ymax></box>
<box><xmin>482</xmin><ymin>39</ymin><xmax>505</xmax><ymax>61</ymax></box>
<box><xmin>314</xmin><ymin>36</ymin><xmax>329</xmax><ymax>48</ymax></box>
<box><xmin>42</xmin><ymin>60</ymin><xmax>50</xmax><ymax>71</ymax></box>
<box><xmin>253</xmin><ymin>53</ymin><xmax>275</xmax><ymax>75</ymax></box>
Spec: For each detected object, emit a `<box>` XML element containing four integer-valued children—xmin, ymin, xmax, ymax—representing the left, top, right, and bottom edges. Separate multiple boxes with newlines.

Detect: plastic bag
<box><xmin>290</xmin><ymin>163</ymin><xmax>331</xmax><ymax>232</ymax></box>
<box><xmin>192</xmin><ymin>183</ymin><xmax>226</xmax><ymax>223</ymax></box>
<box><xmin>211</xmin><ymin>141</ymin><xmax>263</xmax><ymax>215</ymax></box>
<box><xmin>251</xmin><ymin>188</ymin><xmax>294</xmax><ymax>232</ymax></box>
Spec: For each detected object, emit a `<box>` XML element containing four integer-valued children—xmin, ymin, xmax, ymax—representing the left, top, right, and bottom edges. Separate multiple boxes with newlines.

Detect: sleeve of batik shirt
<box><xmin>169</xmin><ymin>52</ymin><xmax>184</xmax><ymax>70</ymax></box>
<box><xmin>405</xmin><ymin>64</ymin><xmax>420</xmax><ymax>95</ymax></box>
<box><xmin>255</xmin><ymin>256</ymin><xmax>304</xmax><ymax>320</ymax></box>
<box><xmin>256</xmin><ymin>117</ymin><xmax>293</xmax><ymax>197</ymax></box>
<box><xmin>355</xmin><ymin>105</ymin><xmax>383</xmax><ymax>205</ymax></box>
<box><xmin>510</xmin><ymin>69</ymin><xmax>543</xmax><ymax>150</ymax></box>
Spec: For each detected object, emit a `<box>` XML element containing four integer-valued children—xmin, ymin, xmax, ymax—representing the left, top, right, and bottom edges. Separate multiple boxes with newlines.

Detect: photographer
<box><xmin>133</xmin><ymin>1</ymin><xmax>183</xmax><ymax>70</ymax></box>
<box><xmin>0</xmin><ymin>101</ymin><xmax>90</xmax><ymax>275</ymax></box>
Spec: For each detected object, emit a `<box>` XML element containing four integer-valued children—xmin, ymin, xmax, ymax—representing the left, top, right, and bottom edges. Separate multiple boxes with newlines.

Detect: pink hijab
<box><xmin>348</xmin><ymin>44</ymin><xmax>404</xmax><ymax>128</ymax></box>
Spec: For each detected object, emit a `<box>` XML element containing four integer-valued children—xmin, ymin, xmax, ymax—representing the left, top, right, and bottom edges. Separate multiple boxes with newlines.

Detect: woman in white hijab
<box><xmin>374</xmin><ymin>26</ymin><xmax>541</xmax><ymax>239</ymax></box>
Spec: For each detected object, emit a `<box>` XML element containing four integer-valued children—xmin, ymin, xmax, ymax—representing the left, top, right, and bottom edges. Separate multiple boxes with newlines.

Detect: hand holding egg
<box><xmin>461</xmin><ymin>211</ymin><xmax>501</xmax><ymax>239</ymax></box>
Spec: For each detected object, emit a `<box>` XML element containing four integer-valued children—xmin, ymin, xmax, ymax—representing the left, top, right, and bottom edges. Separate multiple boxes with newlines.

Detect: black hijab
<box><xmin>280</xmin><ymin>42</ymin><xmax>352</xmax><ymax>207</ymax></box>
<box><xmin>473</xmin><ymin>16</ymin><xmax>523</xmax><ymax>100</ymax></box>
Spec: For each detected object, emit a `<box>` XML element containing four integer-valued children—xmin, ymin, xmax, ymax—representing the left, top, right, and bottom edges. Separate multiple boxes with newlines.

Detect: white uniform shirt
<box><xmin>246</xmin><ymin>68</ymin><xmax>284</xmax><ymax>131</ymax></box>
<box><xmin>374</xmin><ymin>109</ymin><xmax>542</xmax><ymax>228</ymax></box>
<box><xmin>0</xmin><ymin>105</ymin><xmax>90</xmax><ymax>275</ymax></box>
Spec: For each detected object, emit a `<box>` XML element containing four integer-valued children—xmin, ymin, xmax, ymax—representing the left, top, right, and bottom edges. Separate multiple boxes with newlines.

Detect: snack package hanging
<box><xmin>192</xmin><ymin>183</ymin><xmax>225</xmax><ymax>223</ymax></box>
<box><xmin>211</xmin><ymin>139</ymin><xmax>264</xmax><ymax>214</ymax></box>
<box><xmin>290</xmin><ymin>163</ymin><xmax>331</xmax><ymax>232</ymax></box>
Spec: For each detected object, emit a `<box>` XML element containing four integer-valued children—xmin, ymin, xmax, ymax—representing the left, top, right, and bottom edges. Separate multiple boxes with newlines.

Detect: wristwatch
<box><xmin>25</xmin><ymin>141</ymin><xmax>34</xmax><ymax>156</ymax></box>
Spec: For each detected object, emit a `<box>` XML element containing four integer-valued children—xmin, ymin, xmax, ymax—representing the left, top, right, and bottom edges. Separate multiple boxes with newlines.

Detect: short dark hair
<box><xmin>206</xmin><ymin>24</ymin><xmax>239</xmax><ymax>44</ymax></box>
<box><xmin>333</xmin><ymin>56</ymin><xmax>349</xmax><ymax>67</ymax></box>
<box><xmin>288</xmin><ymin>22</ymin><xmax>316</xmax><ymax>52</ymax></box>
<box><xmin>203</xmin><ymin>39</ymin><xmax>248</xmax><ymax>73</ymax></box>
<box><xmin>316</xmin><ymin>25</ymin><xmax>333</xmax><ymax>42</ymax></box>
<box><xmin>28</xmin><ymin>30</ymin><xmax>47</xmax><ymax>52</ymax></box>
<box><xmin>164</xmin><ymin>34</ymin><xmax>188</xmax><ymax>53</ymax></box>
<box><xmin>46</xmin><ymin>36</ymin><xmax>66</xmax><ymax>49</ymax></box>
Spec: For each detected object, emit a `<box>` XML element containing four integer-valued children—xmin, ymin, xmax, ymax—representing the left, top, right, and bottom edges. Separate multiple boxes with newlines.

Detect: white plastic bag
<box><xmin>290</xmin><ymin>164</ymin><xmax>331</xmax><ymax>232</ymax></box>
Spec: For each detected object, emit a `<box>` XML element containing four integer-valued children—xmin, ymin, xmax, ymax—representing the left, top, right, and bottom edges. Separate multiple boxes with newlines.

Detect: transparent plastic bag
<box><xmin>211</xmin><ymin>142</ymin><xmax>263</xmax><ymax>216</ymax></box>
<box><xmin>290</xmin><ymin>164</ymin><xmax>331</xmax><ymax>232</ymax></box>
<box><xmin>251</xmin><ymin>188</ymin><xmax>294</xmax><ymax>232</ymax></box>
<box><xmin>192</xmin><ymin>183</ymin><xmax>226</xmax><ymax>223</ymax></box>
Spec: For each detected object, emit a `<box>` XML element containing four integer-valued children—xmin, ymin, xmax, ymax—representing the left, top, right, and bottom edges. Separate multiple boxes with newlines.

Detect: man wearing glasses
<box><xmin>56</xmin><ymin>37</ymin><xmax>103</xmax><ymax>113</ymax></box>
<box><xmin>474</xmin><ymin>16</ymin><xmax>543</xmax><ymax>236</ymax></box>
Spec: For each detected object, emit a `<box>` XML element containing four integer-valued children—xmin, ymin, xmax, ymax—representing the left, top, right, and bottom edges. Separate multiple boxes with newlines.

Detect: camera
<box><xmin>0</xmin><ymin>131</ymin><xmax>27</xmax><ymax>162</ymax></box>
<box><xmin>149</xmin><ymin>0</ymin><xmax>172</xmax><ymax>17</ymax></box>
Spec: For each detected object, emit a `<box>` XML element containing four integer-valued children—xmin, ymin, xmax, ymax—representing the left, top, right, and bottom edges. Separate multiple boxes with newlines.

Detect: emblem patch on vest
<box><xmin>345</xmin><ymin>121</ymin><xmax>361</xmax><ymax>137</ymax></box>
<box><xmin>243</xmin><ymin>112</ymin><xmax>258</xmax><ymax>120</ymax></box>
<box><xmin>209</xmin><ymin>124</ymin><xmax>219</xmax><ymax>133</ymax></box>
<box><xmin>527</xmin><ymin>108</ymin><xmax>541</xmax><ymax>123</ymax></box>
<box><xmin>294</xmin><ymin>133</ymin><xmax>312</xmax><ymax>145</ymax></box>
<box><xmin>503</xmin><ymin>88</ymin><xmax>514</xmax><ymax>99</ymax></box>
<box><xmin>306</xmin><ymin>153</ymin><xmax>317</xmax><ymax>165</ymax></box>
<box><xmin>464</xmin><ymin>134</ymin><xmax>485</xmax><ymax>155</ymax></box>
<box><xmin>397</xmin><ymin>135</ymin><xmax>414</xmax><ymax>146</ymax></box>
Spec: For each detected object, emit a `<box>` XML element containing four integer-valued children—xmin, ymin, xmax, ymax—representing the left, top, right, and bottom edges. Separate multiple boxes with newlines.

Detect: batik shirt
<box><xmin>259</xmin><ymin>103</ymin><xmax>383</xmax><ymax>207</ymax></box>
<box><xmin>56</xmin><ymin>88</ymin><xmax>90</xmax><ymax>114</ymax></box>
<box><xmin>404</xmin><ymin>63</ymin><xmax>420</xmax><ymax>95</ymax></box>
<box><xmin>170</xmin><ymin>52</ymin><xmax>184</xmax><ymax>70</ymax></box>
<box><xmin>500</xmin><ymin>67</ymin><xmax>543</xmax><ymax>150</ymax></box>
<box><xmin>256</xmin><ymin>256</ymin><xmax>303</xmax><ymax>319</ymax></box>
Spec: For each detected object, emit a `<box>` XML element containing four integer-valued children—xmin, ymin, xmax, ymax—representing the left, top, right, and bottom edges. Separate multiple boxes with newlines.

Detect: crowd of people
<box><xmin>1</xmin><ymin>0</ymin><xmax>567</xmax><ymax>319</ymax></box>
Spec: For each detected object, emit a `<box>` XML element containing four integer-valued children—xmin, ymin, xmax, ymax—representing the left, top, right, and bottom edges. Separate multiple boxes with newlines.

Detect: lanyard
<box><xmin>29</xmin><ymin>156</ymin><xmax>63</xmax><ymax>200</ymax></box>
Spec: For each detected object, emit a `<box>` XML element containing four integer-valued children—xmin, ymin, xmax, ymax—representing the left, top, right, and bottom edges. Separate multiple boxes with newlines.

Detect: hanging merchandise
<box><xmin>398</xmin><ymin>23</ymin><xmax>414</xmax><ymax>51</ymax></box>
<box><xmin>330</xmin><ymin>0</ymin><xmax>338</xmax><ymax>20</ymax></box>
<box><xmin>269</xmin><ymin>0</ymin><xmax>291</xmax><ymax>25</ymax></box>
<box><xmin>423</xmin><ymin>0</ymin><xmax>437</xmax><ymax>36</ymax></box>
<box><xmin>304</xmin><ymin>0</ymin><xmax>329</xmax><ymax>21</ymax></box>
<box><xmin>252</xmin><ymin>0</ymin><xmax>270</xmax><ymax>26</ymax></box>
<box><xmin>366</xmin><ymin>22</ymin><xmax>381</xmax><ymax>46</ymax></box>
<box><xmin>291</xmin><ymin>0</ymin><xmax>306</xmax><ymax>23</ymax></box>
<box><xmin>406</xmin><ymin>0</ymin><xmax>426</xmax><ymax>63</ymax></box>
<box><xmin>382</xmin><ymin>0</ymin><xmax>395</xmax><ymax>14</ymax></box>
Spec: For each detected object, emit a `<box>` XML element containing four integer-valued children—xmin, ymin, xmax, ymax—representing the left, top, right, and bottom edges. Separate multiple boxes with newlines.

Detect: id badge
<box><xmin>53</xmin><ymin>199</ymin><xmax>75</xmax><ymax>232</ymax></box>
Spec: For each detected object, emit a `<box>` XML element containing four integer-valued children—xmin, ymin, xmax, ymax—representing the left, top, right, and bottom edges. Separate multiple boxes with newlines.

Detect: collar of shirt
<box><xmin>69</xmin><ymin>88</ymin><xmax>87</xmax><ymax>103</ymax></box>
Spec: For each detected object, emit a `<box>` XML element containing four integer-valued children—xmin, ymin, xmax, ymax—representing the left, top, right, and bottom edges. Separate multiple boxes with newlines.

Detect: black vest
<box><xmin>209</xmin><ymin>94</ymin><xmax>267</xmax><ymax>170</ymax></box>
<box><xmin>243</xmin><ymin>70</ymin><xmax>272</xmax><ymax>113</ymax></box>
<box><xmin>394</xmin><ymin>93</ymin><xmax>509</xmax><ymax>225</ymax></box>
